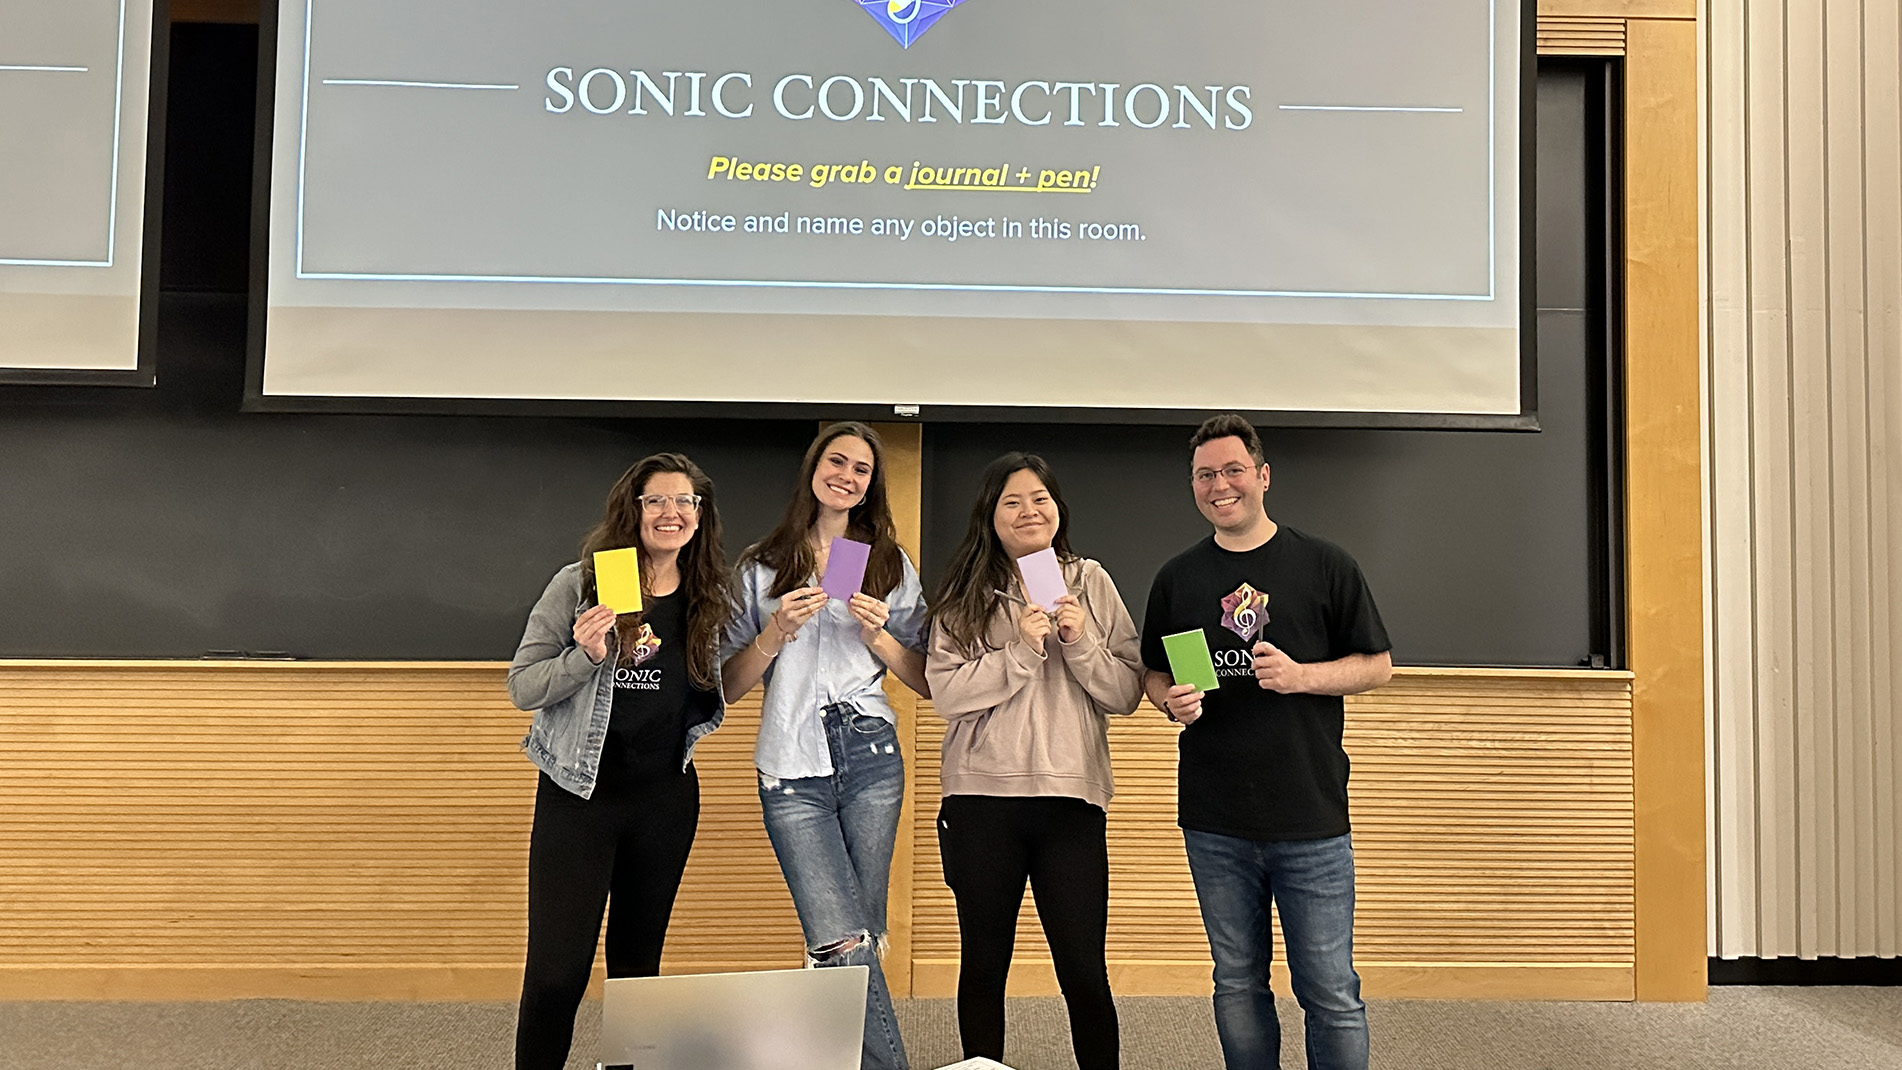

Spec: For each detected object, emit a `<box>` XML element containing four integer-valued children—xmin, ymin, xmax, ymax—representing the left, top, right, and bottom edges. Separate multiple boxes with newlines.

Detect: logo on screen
<box><xmin>1219</xmin><ymin>583</ymin><xmax>1269</xmax><ymax>643</ymax></box>
<box><xmin>851</xmin><ymin>0</ymin><xmax>971</xmax><ymax>48</ymax></box>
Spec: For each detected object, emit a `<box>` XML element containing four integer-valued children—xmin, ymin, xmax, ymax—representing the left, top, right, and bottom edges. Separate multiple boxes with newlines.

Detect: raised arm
<box><xmin>719</xmin><ymin>565</ymin><xmax>827</xmax><ymax>704</ymax></box>
<box><xmin>1142</xmin><ymin>669</ymin><xmax>1205</xmax><ymax>725</ymax></box>
<box><xmin>924</xmin><ymin>608</ymin><xmax>1048</xmax><ymax>721</ymax></box>
<box><xmin>846</xmin><ymin>552</ymin><xmax>931</xmax><ymax>698</ymax></box>
<box><xmin>1051</xmin><ymin>563</ymin><xmax>1143</xmax><ymax>715</ymax></box>
<box><xmin>507</xmin><ymin>566</ymin><xmax>602</xmax><ymax>712</ymax></box>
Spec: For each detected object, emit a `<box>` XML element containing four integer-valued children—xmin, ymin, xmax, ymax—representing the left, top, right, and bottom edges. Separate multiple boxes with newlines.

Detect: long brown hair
<box><xmin>927</xmin><ymin>453</ymin><xmax>1076</xmax><ymax>658</ymax></box>
<box><xmin>580</xmin><ymin>453</ymin><xmax>734</xmax><ymax>688</ymax></box>
<box><xmin>740</xmin><ymin>422</ymin><xmax>904</xmax><ymax>599</ymax></box>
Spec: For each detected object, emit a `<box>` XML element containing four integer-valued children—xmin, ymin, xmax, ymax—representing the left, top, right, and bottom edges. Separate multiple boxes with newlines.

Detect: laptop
<box><xmin>600</xmin><ymin>966</ymin><xmax>869</xmax><ymax>1070</ymax></box>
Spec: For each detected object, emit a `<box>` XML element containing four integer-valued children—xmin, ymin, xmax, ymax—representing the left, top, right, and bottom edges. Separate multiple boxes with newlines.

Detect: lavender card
<box><xmin>821</xmin><ymin>537</ymin><xmax>872</xmax><ymax>600</ymax></box>
<box><xmin>1015</xmin><ymin>547</ymin><xmax>1068</xmax><ymax>610</ymax></box>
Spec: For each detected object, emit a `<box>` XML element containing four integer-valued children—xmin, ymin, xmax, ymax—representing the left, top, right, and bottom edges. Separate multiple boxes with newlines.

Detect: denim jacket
<box><xmin>508</xmin><ymin>561</ymin><xmax>726</xmax><ymax>799</ymax></box>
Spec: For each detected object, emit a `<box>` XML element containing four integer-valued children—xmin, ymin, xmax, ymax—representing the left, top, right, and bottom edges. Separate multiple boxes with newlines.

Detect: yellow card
<box><xmin>592</xmin><ymin>548</ymin><xmax>643</xmax><ymax>614</ymax></box>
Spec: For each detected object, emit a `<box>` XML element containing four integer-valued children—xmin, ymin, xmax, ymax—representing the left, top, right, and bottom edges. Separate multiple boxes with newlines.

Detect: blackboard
<box><xmin>925</xmin><ymin>64</ymin><xmax>1619</xmax><ymax>668</ymax></box>
<box><xmin>0</xmin><ymin>25</ymin><xmax>1615</xmax><ymax>667</ymax></box>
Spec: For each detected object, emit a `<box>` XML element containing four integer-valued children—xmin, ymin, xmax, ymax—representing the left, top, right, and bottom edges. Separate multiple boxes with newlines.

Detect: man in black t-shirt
<box><xmin>1140</xmin><ymin>414</ymin><xmax>1391</xmax><ymax>1070</ymax></box>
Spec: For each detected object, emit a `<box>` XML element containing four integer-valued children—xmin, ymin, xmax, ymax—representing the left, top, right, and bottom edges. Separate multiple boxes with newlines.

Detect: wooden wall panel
<box><xmin>1623</xmin><ymin>13</ymin><xmax>1707</xmax><ymax>1001</ymax></box>
<box><xmin>870</xmin><ymin>421</ymin><xmax>924</xmax><ymax>997</ymax></box>
<box><xmin>0</xmin><ymin>663</ymin><xmax>801</xmax><ymax>999</ymax></box>
<box><xmin>1537</xmin><ymin>16</ymin><xmax>1628</xmax><ymax>55</ymax></box>
<box><xmin>1537</xmin><ymin>0</ymin><xmax>1692</xmax><ymax>17</ymax></box>
<box><xmin>909</xmin><ymin>669</ymin><xmax>1635</xmax><ymax>1001</ymax></box>
<box><xmin>0</xmin><ymin>663</ymin><xmax>1632</xmax><ymax>1001</ymax></box>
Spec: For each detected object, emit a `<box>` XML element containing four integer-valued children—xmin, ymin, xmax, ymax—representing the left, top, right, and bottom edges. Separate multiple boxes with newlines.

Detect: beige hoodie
<box><xmin>926</xmin><ymin>557</ymin><xmax>1144</xmax><ymax>809</ymax></box>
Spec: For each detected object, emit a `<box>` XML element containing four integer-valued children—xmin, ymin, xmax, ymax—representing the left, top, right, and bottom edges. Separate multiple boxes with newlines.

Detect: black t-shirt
<box><xmin>1140</xmin><ymin>526</ymin><xmax>1390</xmax><ymax>842</ymax></box>
<box><xmin>602</xmin><ymin>592</ymin><xmax>693</xmax><ymax>776</ymax></box>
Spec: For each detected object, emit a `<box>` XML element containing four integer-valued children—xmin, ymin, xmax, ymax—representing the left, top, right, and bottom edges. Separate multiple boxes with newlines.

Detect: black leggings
<box><xmin>938</xmin><ymin>794</ymin><xmax>1119</xmax><ymax>1070</ymax></box>
<box><xmin>515</xmin><ymin>762</ymin><xmax>699</xmax><ymax>1070</ymax></box>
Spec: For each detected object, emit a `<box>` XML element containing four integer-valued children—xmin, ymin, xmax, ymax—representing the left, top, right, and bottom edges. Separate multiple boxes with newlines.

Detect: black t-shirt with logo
<box><xmin>1140</xmin><ymin>527</ymin><xmax>1390</xmax><ymax>842</ymax></box>
<box><xmin>602</xmin><ymin>592</ymin><xmax>692</xmax><ymax>776</ymax></box>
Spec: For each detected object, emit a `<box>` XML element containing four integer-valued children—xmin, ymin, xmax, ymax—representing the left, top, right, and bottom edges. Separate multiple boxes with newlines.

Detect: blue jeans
<box><xmin>759</xmin><ymin>705</ymin><xmax>909</xmax><ymax>1070</ymax></box>
<box><xmin>1183</xmin><ymin>830</ymin><xmax>1367</xmax><ymax>1070</ymax></box>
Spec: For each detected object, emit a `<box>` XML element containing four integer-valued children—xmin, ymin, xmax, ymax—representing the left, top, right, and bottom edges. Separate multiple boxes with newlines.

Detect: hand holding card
<box><xmin>1162</xmin><ymin>629</ymin><xmax>1220</xmax><ymax>693</ymax></box>
<box><xmin>592</xmin><ymin>548</ymin><xmax>643</xmax><ymax>614</ymax></box>
<box><xmin>821</xmin><ymin>537</ymin><xmax>872</xmax><ymax>601</ymax></box>
<box><xmin>1014</xmin><ymin>547</ymin><xmax>1068</xmax><ymax>610</ymax></box>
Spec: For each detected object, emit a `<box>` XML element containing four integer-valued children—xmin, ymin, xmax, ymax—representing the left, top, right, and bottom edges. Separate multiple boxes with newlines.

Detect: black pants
<box><xmin>514</xmin><ymin>760</ymin><xmax>699</xmax><ymax>1070</ymax></box>
<box><xmin>938</xmin><ymin>793</ymin><xmax>1119</xmax><ymax>1070</ymax></box>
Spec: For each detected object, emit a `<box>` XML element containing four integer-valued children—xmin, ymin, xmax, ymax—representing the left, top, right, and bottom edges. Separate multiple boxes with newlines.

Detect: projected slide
<box><xmin>263</xmin><ymin>0</ymin><xmax>1522</xmax><ymax>415</ymax></box>
<box><xmin>0</xmin><ymin>0</ymin><xmax>154</xmax><ymax>376</ymax></box>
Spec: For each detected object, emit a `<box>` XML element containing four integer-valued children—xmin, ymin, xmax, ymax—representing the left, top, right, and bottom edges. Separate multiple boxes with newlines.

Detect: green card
<box><xmin>592</xmin><ymin>547</ymin><xmax>643</xmax><ymax>614</ymax></box>
<box><xmin>1162</xmin><ymin>629</ymin><xmax>1220</xmax><ymax>693</ymax></box>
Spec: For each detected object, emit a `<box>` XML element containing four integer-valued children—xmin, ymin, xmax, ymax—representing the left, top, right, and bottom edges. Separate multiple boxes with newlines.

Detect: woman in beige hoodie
<box><xmin>925</xmin><ymin>452</ymin><xmax>1145</xmax><ymax>1070</ymax></box>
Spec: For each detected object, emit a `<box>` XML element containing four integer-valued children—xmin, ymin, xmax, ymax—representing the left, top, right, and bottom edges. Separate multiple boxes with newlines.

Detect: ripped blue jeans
<box><xmin>759</xmin><ymin>704</ymin><xmax>909</xmax><ymax>1070</ymax></box>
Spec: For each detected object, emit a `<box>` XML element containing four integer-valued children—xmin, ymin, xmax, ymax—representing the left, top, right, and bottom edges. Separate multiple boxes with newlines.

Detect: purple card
<box><xmin>1015</xmin><ymin>547</ymin><xmax>1068</xmax><ymax>610</ymax></box>
<box><xmin>821</xmin><ymin>537</ymin><xmax>872</xmax><ymax>601</ymax></box>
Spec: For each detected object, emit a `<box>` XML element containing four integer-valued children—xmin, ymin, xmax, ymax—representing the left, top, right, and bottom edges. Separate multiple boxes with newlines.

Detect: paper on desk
<box><xmin>821</xmin><ymin>537</ymin><xmax>872</xmax><ymax>601</ymax></box>
<box><xmin>592</xmin><ymin>547</ymin><xmax>643</xmax><ymax>614</ymax></box>
<box><xmin>1014</xmin><ymin>546</ymin><xmax>1067</xmax><ymax>610</ymax></box>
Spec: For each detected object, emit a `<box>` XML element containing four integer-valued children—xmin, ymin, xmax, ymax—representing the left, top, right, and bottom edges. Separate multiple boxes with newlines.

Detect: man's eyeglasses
<box><xmin>1192</xmin><ymin>464</ymin><xmax>1256</xmax><ymax>486</ymax></box>
<box><xmin>639</xmin><ymin>493</ymin><xmax>703</xmax><ymax>514</ymax></box>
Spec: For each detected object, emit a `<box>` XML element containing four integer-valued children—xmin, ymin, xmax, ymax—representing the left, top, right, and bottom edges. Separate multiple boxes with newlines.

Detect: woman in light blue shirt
<box><xmin>722</xmin><ymin>421</ymin><xmax>929</xmax><ymax>1070</ymax></box>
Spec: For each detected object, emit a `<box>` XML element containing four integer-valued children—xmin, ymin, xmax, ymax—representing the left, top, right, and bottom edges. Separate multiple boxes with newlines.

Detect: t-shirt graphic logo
<box><xmin>628</xmin><ymin>624</ymin><xmax>662</xmax><ymax>667</ymax></box>
<box><xmin>1219</xmin><ymin>583</ymin><xmax>1269</xmax><ymax>642</ymax></box>
<box><xmin>850</xmin><ymin>0</ymin><xmax>972</xmax><ymax>48</ymax></box>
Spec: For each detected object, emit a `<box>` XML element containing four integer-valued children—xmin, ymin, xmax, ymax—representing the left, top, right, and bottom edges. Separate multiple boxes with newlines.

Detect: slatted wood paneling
<box><xmin>910</xmin><ymin>669</ymin><xmax>1636</xmax><ymax>1000</ymax></box>
<box><xmin>0</xmin><ymin>662</ymin><xmax>801</xmax><ymax>999</ymax></box>
<box><xmin>0</xmin><ymin>663</ymin><xmax>1632</xmax><ymax>1000</ymax></box>
<box><xmin>1538</xmin><ymin>16</ymin><xmax>1628</xmax><ymax>55</ymax></box>
<box><xmin>1704</xmin><ymin>0</ymin><xmax>1902</xmax><ymax>961</ymax></box>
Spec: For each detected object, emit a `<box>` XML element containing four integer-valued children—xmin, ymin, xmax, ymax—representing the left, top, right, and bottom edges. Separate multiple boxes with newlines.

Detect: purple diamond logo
<box><xmin>1219</xmin><ymin>583</ymin><xmax>1269</xmax><ymax>643</ymax></box>
<box><xmin>852</xmin><ymin>0</ymin><xmax>971</xmax><ymax>49</ymax></box>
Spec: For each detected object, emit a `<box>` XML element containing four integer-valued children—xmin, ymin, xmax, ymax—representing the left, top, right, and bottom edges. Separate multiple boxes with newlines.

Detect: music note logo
<box><xmin>629</xmin><ymin>623</ymin><xmax>662</xmax><ymax>666</ymax></box>
<box><xmin>1219</xmin><ymin>583</ymin><xmax>1269</xmax><ymax>643</ymax></box>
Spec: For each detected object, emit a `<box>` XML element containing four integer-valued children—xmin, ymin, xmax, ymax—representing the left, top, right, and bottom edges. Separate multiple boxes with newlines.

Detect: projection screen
<box><xmin>257</xmin><ymin>0</ymin><xmax>1527</xmax><ymax>420</ymax></box>
<box><xmin>0</xmin><ymin>0</ymin><xmax>159</xmax><ymax>383</ymax></box>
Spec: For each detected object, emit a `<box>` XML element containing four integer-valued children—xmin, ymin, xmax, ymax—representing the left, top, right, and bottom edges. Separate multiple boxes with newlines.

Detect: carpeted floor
<box><xmin>0</xmin><ymin>989</ymin><xmax>1897</xmax><ymax>1069</ymax></box>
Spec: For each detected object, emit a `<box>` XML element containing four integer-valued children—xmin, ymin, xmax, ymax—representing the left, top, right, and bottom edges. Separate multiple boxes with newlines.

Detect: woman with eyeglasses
<box><xmin>925</xmin><ymin>453</ymin><xmax>1144</xmax><ymax>1070</ymax></box>
<box><xmin>720</xmin><ymin>422</ymin><xmax>931</xmax><ymax>1070</ymax></box>
<box><xmin>507</xmin><ymin>453</ymin><xmax>735</xmax><ymax>1070</ymax></box>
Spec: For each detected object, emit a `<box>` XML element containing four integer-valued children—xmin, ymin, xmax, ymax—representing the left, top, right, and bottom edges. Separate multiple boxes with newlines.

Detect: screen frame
<box><xmin>0</xmin><ymin>0</ymin><xmax>168</xmax><ymax>388</ymax></box>
<box><xmin>243</xmin><ymin>0</ymin><xmax>1538</xmax><ymax>430</ymax></box>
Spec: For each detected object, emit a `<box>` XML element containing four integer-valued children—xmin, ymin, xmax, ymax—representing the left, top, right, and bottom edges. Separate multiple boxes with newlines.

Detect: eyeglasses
<box><xmin>639</xmin><ymin>493</ymin><xmax>703</xmax><ymax>514</ymax></box>
<box><xmin>1192</xmin><ymin>463</ymin><xmax>1256</xmax><ymax>486</ymax></box>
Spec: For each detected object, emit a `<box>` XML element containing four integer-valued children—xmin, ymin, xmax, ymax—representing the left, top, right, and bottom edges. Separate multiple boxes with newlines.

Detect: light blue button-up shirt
<box><xmin>722</xmin><ymin>552</ymin><xmax>929</xmax><ymax>779</ymax></box>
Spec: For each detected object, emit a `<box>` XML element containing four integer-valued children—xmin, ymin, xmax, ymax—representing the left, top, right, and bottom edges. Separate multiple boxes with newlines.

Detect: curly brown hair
<box><xmin>580</xmin><ymin>453</ymin><xmax>734</xmax><ymax>688</ymax></box>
